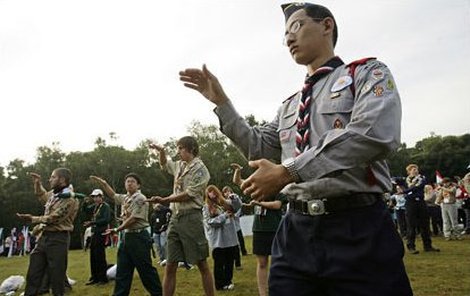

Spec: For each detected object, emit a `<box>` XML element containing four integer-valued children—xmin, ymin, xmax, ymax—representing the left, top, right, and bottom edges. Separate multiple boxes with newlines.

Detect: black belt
<box><xmin>289</xmin><ymin>193</ymin><xmax>381</xmax><ymax>216</ymax></box>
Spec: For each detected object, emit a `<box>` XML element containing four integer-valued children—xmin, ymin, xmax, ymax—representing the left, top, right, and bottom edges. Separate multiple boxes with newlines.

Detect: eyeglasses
<box><xmin>283</xmin><ymin>18</ymin><xmax>325</xmax><ymax>46</ymax></box>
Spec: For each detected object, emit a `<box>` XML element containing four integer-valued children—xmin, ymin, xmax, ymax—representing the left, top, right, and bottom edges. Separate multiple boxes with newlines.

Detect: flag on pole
<box><xmin>436</xmin><ymin>170</ymin><xmax>444</xmax><ymax>184</ymax></box>
<box><xmin>22</xmin><ymin>226</ymin><xmax>30</xmax><ymax>254</ymax></box>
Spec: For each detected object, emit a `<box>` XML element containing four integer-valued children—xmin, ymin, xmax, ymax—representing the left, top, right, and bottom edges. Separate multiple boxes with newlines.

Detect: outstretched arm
<box><xmin>179</xmin><ymin>64</ymin><xmax>229</xmax><ymax>106</ymax></box>
<box><xmin>29</xmin><ymin>172</ymin><xmax>48</xmax><ymax>203</ymax></box>
<box><xmin>89</xmin><ymin>176</ymin><xmax>117</xmax><ymax>200</ymax></box>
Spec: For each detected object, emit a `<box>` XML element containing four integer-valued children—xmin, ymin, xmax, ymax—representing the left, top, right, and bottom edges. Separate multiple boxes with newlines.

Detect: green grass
<box><xmin>1</xmin><ymin>236</ymin><xmax>469</xmax><ymax>295</ymax></box>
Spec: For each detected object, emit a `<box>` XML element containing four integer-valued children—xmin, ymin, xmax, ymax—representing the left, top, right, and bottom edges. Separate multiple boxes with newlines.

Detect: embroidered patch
<box><xmin>280</xmin><ymin>130</ymin><xmax>291</xmax><ymax>142</ymax></box>
<box><xmin>386</xmin><ymin>79</ymin><xmax>394</xmax><ymax>90</ymax></box>
<box><xmin>361</xmin><ymin>81</ymin><xmax>373</xmax><ymax>93</ymax></box>
<box><xmin>330</xmin><ymin>75</ymin><xmax>353</xmax><ymax>92</ymax></box>
<box><xmin>372</xmin><ymin>69</ymin><xmax>384</xmax><ymax>80</ymax></box>
<box><xmin>373</xmin><ymin>85</ymin><xmax>384</xmax><ymax>97</ymax></box>
<box><xmin>333</xmin><ymin>118</ymin><xmax>343</xmax><ymax>129</ymax></box>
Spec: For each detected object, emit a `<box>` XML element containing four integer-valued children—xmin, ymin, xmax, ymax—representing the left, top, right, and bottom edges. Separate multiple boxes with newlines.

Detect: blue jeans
<box><xmin>153</xmin><ymin>232</ymin><xmax>167</xmax><ymax>261</ymax></box>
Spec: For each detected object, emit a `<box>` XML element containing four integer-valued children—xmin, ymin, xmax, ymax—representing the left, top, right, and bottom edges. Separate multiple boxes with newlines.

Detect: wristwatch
<box><xmin>282</xmin><ymin>158</ymin><xmax>300</xmax><ymax>183</ymax></box>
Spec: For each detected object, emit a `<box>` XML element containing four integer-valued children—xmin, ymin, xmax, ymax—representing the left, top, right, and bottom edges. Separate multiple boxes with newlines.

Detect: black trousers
<box><xmin>113</xmin><ymin>231</ymin><xmax>162</xmax><ymax>296</ymax></box>
<box><xmin>90</xmin><ymin>231</ymin><xmax>108</xmax><ymax>282</ymax></box>
<box><xmin>395</xmin><ymin>208</ymin><xmax>407</xmax><ymax>237</ymax></box>
<box><xmin>212</xmin><ymin>246</ymin><xmax>237</xmax><ymax>290</ymax></box>
<box><xmin>234</xmin><ymin>229</ymin><xmax>247</xmax><ymax>267</ymax></box>
<box><xmin>427</xmin><ymin>206</ymin><xmax>443</xmax><ymax>235</ymax></box>
<box><xmin>269</xmin><ymin>199</ymin><xmax>412</xmax><ymax>296</ymax></box>
<box><xmin>405</xmin><ymin>200</ymin><xmax>432</xmax><ymax>249</ymax></box>
<box><xmin>24</xmin><ymin>231</ymin><xmax>69</xmax><ymax>296</ymax></box>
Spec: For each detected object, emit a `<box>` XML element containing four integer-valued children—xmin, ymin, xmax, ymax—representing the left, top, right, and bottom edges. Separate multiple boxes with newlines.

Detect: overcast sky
<box><xmin>1</xmin><ymin>0</ymin><xmax>469</xmax><ymax>167</ymax></box>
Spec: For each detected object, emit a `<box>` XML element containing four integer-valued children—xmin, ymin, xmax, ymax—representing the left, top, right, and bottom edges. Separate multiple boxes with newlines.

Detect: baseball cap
<box><xmin>90</xmin><ymin>189</ymin><xmax>104</xmax><ymax>197</ymax></box>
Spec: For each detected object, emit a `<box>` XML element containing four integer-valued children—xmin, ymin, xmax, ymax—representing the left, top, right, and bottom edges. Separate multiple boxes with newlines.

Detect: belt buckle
<box><xmin>307</xmin><ymin>199</ymin><xmax>327</xmax><ymax>216</ymax></box>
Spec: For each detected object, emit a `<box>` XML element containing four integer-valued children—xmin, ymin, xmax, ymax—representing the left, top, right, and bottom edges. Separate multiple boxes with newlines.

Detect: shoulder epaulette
<box><xmin>346</xmin><ymin>57</ymin><xmax>376</xmax><ymax>68</ymax></box>
<box><xmin>346</xmin><ymin>57</ymin><xmax>377</xmax><ymax>97</ymax></box>
<box><xmin>282</xmin><ymin>91</ymin><xmax>300</xmax><ymax>104</ymax></box>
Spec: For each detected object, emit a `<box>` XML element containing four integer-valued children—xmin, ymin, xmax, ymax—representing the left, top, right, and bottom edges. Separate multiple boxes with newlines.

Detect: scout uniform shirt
<box><xmin>114</xmin><ymin>191</ymin><xmax>149</xmax><ymax>230</ymax></box>
<box><xmin>31</xmin><ymin>186</ymin><xmax>79</xmax><ymax>232</ymax></box>
<box><xmin>215</xmin><ymin>59</ymin><xmax>401</xmax><ymax>201</ymax></box>
<box><xmin>164</xmin><ymin>157</ymin><xmax>210</xmax><ymax>214</ymax></box>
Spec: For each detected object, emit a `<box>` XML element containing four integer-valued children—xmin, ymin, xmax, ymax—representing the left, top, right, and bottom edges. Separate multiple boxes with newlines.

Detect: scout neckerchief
<box><xmin>295</xmin><ymin>56</ymin><xmax>344</xmax><ymax>155</ymax></box>
<box><xmin>122</xmin><ymin>191</ymin><xmax>140</xmax><ymax>220</ymax></box>
<box><xmin>93</xmin><ymin>202</ymin><xmax>104</xmax><ymax>220</ymax></box>
<box><xmin>44</xmin><ymin>185</ymin><xmax>70</xmax><ymax>215</ymax></box>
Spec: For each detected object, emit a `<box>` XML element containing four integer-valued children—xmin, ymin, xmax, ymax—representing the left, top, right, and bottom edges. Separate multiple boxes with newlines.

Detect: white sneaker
<box><xmin>223</xmin><ymin>283</ymin><xmax>235</xmax><ymax>290</ymax></box>
<box><xmin>159</xmin><ymin>259</ymin><xmax>167</xmax><ymax>266</ymax></box>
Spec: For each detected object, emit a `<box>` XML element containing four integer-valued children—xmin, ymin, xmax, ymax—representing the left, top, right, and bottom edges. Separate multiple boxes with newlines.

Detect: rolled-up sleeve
<box><xmin>295</xmin><ymin>61</ymin><xmax>401</xmax><ymax>181</ymax></box>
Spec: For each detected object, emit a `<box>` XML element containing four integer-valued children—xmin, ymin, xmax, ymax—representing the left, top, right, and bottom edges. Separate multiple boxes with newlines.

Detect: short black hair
<box><xmin>54</xmin><ymin>168</ymin><xmax>72</xmax><ymax>186</ymax></box>
<box><xmin>304</xmin><ymin>5</ymin><xmax>338</xmax><ymax>47</ymax></box>
<box><xmin>125</xmin><ymin>172</ymin><xmax>141</xmax><ymax>185</ymax></box>
<box><xmin>281</xmin><ymin>2</ymin><xmax>338</xmax><ymax>48</ymax></box>
<box><xmin>177</xmin><ymin>136</ymin><xmax>199</xmax><ymax>157</ymax></box>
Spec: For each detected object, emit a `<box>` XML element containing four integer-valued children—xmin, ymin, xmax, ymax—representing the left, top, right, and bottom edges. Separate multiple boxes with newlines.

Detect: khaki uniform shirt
<box><xmin>31</xmin><ymin>187</ymin><xmax>79</xmax><ymax>232</ymax></box>
<box><xmin>164</xmin><ymin>157</ymin><xmax>210</xmax><ymax>214</ymax></box>
<box><xmin>114</xmin><ymin>191</ymin><xmax>149</xmax><ymax>230</ymax></box>
<box><xmin>215</xmin><ymin>59</ymin><xmax>400</xmax><ymax>201</ymax></box>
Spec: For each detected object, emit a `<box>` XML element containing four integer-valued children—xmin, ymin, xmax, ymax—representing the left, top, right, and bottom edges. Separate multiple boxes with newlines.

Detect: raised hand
<box><xmin>179</xmin><ymin>64</ymin><xmax>229</xmax><ymax>106</ymax></box>
<box><xmin>149</xmin><ymin>143</ymin><xmax>164</xmax><ymax>152</ymax></box>
<box><xmin>230</xmin><ymin>163</ymin><xmax>243</xmax><ymax>170</ymax></box>
<box><xmin>28</xmin><ymin>172</ymin><xmax>41</xmax><ymax>184</ymax></box>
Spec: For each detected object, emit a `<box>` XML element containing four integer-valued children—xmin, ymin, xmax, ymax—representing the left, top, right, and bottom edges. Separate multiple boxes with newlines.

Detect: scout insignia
<box><xmin>330</xmin><ymin>75</ymin><xmax>353</xmax><ymax>92</ymax></box>
<box><xmin>333</xmin><ymin>118</ymin><xmax>343</xmax><ymax>129</ymax></box>
<box><xmin>280</xmin><ymin>130</ymin><xmax>291</xmax><ymax>142</ymax></box>
<box><xmin>386</xmin><ymin>79</ymin><xmax>394</xmax><ymax>90</ymax></box>
<box><xmin>373</xmin><ymin>85</ymin><xmax>384</xmax><ymax>97</ymax></box>
<box><xmin>361</xmin><ymin>81</ymin><xmax>373</xmax><ymax>93</ymax></box>
<box><xmin>372</xmin><ymin>69</ymin><xmax>384</xmax><ymax>80</ymax></box>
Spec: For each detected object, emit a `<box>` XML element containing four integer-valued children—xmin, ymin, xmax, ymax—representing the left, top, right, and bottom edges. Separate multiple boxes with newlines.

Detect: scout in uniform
<box><xmin>179</xmin><ymin>2</ymin><xmax>413</xmax><ymax>295</ymax></box>
<box><xmin>17</xmin><ymin>168</ymin><xmax>79</xmax><ymax>296</ymax></box>
<box><xmin>149</xmin><ymin>137</ymin><xmax>215</xmax><ymax>296</ymax></box>
<box><xmin>90</xmin><ymin>173</ymin><xmax>162</xmax><ymax>296</ymax></box>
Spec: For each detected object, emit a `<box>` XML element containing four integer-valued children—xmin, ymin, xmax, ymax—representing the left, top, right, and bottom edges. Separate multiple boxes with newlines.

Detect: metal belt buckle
<box><xmin>307</xmin><ymin>199</ymin><xmax>327</xmax><ymax>216</ymax></box>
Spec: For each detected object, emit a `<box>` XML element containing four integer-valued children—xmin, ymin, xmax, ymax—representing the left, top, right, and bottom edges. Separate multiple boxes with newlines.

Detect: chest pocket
<box><xmin>316</xmin><ymin>91</ymin><xmax>354</xmax><ymax>129</ymax></box>
<box><xmin>277</xmin><ymin>94</ymin><xmax>300</xmax><ymax>159</ymax></box>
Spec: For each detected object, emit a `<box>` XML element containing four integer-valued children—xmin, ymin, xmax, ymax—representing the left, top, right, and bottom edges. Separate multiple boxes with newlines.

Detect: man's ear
<box><xmin>322</xmin><ymin>17</ymin><xmax>334</xmax><ymax>36</ymax></box>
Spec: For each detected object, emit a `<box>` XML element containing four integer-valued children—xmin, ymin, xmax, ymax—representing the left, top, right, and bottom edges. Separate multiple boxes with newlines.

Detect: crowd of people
<box><xmin>387</xmin><ymin>167</ymin><xmax>470</xmax><ymax>253</ymax></box>
<box><xmin>2</xmin><ymin>2</ymin><xmax>469</xmax><ymax>296</ymax></box>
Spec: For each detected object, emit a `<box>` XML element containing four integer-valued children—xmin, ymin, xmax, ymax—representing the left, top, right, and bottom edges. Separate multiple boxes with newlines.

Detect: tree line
<box><xmin>0</xmin><ymin>118</ymin><xmax>468</xmax><ymax>248</ymax></box>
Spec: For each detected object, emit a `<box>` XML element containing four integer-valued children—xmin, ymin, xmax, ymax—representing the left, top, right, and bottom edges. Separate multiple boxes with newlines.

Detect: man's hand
<box><xmin>16</xmin><ymin>213</ymin><xmax>33</xmax><ymax>222</ymax></box>
<box><xmin>102</xmin><ymin>228</ymin><xmax>117</xmax><ymax>236</ymax></box>
<box><xmin>28</xmin><ymin>172</ymin><xmax>41</xmax><ymax>184</ymax></box>
<box><xmin>230</xmin><ymin>163</ymin><xmax>243</xmax><ymax>171</ymax></box>
<box><xmin>149</xmin><ymin>143</ymin><xmax>164</xmax><ymax>153</ymax></box>
<box><xmin>147</xmin><ymin>196</ymin><xmax>165</xmax><ymax>204</ymax></box>
<box><xmin>240</xmin><ymin>159</ymin><xmax>293</xmax><ymax>201</ymax></box>
<box><xmin>179</xmin><ymin>64</ymin><xmax>229</xmax><ymax>106</ymax></box>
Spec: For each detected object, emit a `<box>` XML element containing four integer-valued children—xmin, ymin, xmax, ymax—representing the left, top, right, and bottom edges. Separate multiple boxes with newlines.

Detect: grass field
<box><xmin>1</xmin><ymin>235</ymin><xmax>469</xmax><ymax>296</ymax></box>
